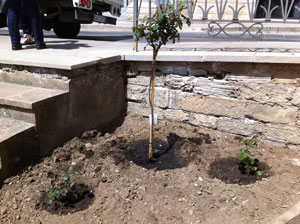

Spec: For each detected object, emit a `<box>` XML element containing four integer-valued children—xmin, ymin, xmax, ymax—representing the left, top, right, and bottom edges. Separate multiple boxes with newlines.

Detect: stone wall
<box><xmin>126</xmin><ymin>61</ymin><xmax>300</xmax><ymax>150</ymax></box>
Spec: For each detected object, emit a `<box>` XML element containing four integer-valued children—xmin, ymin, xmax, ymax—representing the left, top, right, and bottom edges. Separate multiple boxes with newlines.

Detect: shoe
<box><xmin>21</xmin><ymin>34</ymin><xmax>35</xmax><ymax>45</ymax></box>
<box><xmin>36</xmin><ymin>43</ymin><xmax>46</xmax><ymax>50</ymax></box>
<box><xmin>12</xmin><ymin>43</ymin><xmax>22</xmax><ymax>50</ymax></box>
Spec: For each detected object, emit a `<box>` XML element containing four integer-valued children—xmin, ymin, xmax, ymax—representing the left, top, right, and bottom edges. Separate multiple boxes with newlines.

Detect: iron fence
<box><xmin>133</xmin><ymin>0</ymin><xmax>300</xmax><ymax>39</ymax></box>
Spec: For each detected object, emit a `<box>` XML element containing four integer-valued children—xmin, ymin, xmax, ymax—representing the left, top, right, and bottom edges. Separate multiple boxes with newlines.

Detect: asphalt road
<box><xmin>1</xmin><ymin>27</ymin><xmax>300</xmax><ymax>43</ymax></box>
<box><xmin>2</xmin><ymin>27</ymin><xmax>300</xmax><ymax>52</ymax></box>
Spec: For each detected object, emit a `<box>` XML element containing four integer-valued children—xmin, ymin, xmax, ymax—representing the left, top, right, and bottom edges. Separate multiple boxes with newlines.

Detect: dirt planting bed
<box><xmin>0</xmin><ymin>115</ymin><xmax>300</xmax><ymax>224</ymax></box>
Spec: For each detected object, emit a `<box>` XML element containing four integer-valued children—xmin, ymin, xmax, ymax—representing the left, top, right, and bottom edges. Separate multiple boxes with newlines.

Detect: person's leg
<box><xmin>20</xmin><ymin>7</ymin><xmax>34</xmax><ymax>45</ymax></box>
<box><xmin>20</xmin><ymin>9</ymin><xmax>32</xmax><ymax>35</ymax></box>
<box><xmin>8</xmin><ymin>0</ymin><xmax>22</xmax><ymax>49</ymax></box>
<box><xmin>24</xmin><ymin>0</ymin><xmax>45</xmax><ymax>47</ymax></box>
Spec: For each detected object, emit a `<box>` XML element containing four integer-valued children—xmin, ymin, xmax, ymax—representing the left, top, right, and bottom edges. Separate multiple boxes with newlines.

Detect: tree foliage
<box><xmin>133</xmin><ymin>2</ymin><xmax>191</xmax><ymax>55</ymax></box>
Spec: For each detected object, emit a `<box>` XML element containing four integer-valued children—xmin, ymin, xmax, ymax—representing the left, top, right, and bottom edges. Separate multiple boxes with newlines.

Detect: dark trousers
<box><xmin>20</xmin><ymin>2</ymin><xmax>32</xmax><ymax>35</ymax></box>
<box><xmin>8</xmin><ymin>0</ymin><xmax>44</xmax><ymax>45</ymax></box>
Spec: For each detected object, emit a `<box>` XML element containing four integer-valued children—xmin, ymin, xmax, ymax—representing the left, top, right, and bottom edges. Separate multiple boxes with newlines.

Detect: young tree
<box><xmin>133</xmin><ymin>2</ymin><xmax>191</xmax><ymax>159</ymax></box>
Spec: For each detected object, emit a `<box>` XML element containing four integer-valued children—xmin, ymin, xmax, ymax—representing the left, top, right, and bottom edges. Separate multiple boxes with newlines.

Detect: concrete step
<box><xmin>0</xmin><ymin>70</ymin><xmax>69</xmax><ymax>91</ymax></box>
<box><xmin>0</xmin><ymin>117</ymin><xmax>39</xmax><ymax>183</ymax></box>
<box><xmin>0</xmin><ymin>82</ymin><xmax>68</xmax><ymax>123</ymax></box>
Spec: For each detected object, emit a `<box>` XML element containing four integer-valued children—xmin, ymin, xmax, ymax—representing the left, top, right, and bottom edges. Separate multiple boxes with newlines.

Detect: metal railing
<box><xmin>133</xmin><ymin>0</ymin><xmax>300</xmax><ymax>39</ymax></box>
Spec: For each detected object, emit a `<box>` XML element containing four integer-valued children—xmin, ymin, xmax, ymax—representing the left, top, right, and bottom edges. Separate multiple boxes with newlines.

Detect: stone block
<box><xmin>174</xmin><ymin>66</ymin><xmax>188</xmax><ymax>76</ymax></box>
<box><xmin>156</xmin><ymin>64</ymin><xmax>174</xmax><ymax>74</ymax></box>
<box><xmin>189</xmin><ymin>113</ymin><xmax>218</xmax><ymax>129</ymax></box>
<box><xmin>127</xmin><ymin>76</ymin><xmax>150</xmax><ymax>86</ymax></box>
<box><xmin>165</xmin><ymin>75</ymin><xmax>195</xmax><ymax>91</ymax></box>
<box><xmin>245</xmin><ymin>103</ymin><xmax>297</xmax><ymax>124</ymax></box>
<box><xmin>168</xmin><ymin>89</ymin><xmax>184</xmax><ymax>110</ymax></box>
<box><xmin>225</xmin><ymin>75</ymin><xmax>272</xmax><ymax>84</ymax></box>
<box><xmin>193</xmin><ymin>78</ymin><xmax>239</xmax><ymax>98</ymax></box>
<box><xmin>187</xmin><ymin>66</ymin><xmax>207</xmax><ymax>76</ymax></box>
<box><xmin>216</xmin><ymin>117</ymin><xmax>261</xmax><ymax>136</ymax></box>
<box><xmin>137</xmin><ymin>62</ymin><xmax>152</xmax><ymax>72</ymax></box>
<box><xmin>163</xmin><ymin>109</ymin><xmax>189</xmax><ymax>122</ymax></box>
<box><xmin>127</xmin><ymin>72</ymin><xmax>165</xmax><ymax>87</ymax></box>
<box><xmin>146</xmin><ymin>87</ymin><xmax>169</xmax><ymax>109</ymax></box>
<box><xmin>291</xmin><ymin>88</ymin><xmax>300</xmax><ymax>106</ymax></box>
<box><xmin>263</xmin><ymin>124</ymin><xmax>300</xmax><ymax>145</ymax></box>
<box><xmin>180</xmin><ymin>93</ymin><xmax>246</xmax><ymax>119</ymax></box>
<box><xmin>239</xmin><ymin>83</ymin><xmax>295</xmax><ymax>106</ymax></box>
<box><xmin>127</xmin><ymin>84</ymin><xmax>147</xmax><ymax>102</ymax></box>
<box><xmin>127</xmin><ymin>102</ymin><xmax>164</xmax><ymax>118</ymax></box>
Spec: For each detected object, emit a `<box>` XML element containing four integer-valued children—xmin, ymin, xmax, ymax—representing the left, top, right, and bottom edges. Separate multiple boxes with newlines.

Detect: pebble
<box><xmin>120</xmin><ymin>189</ymin><xmax>130</xmax><ymax>199</ymax></box>
<box><xmin>101</xmin><ymin>176</ymin><xmax>107</xmax><ymax>183</ymax></box>
<box><xmin>228</xmin><ymin>192</ymin><xmax>236</xmax><ymax>198</ymax></box>
<box><xmin>292</xmin><ymin>158</ymin><xmax>300</xmax><ymax>167</ymax></box>
<box><xmin>61</xmin><ymin>76</ymin><xmax>69</xmax><ymax>81</ymax></box>
<box><xmin>85</xmin><ymin>143</ymin><xmax>93</xmax><ymax>148</ymax></box>
<box><xmin>137</xmin><ymin>194</ymin><xmax>143</xmax><ymax>200</ymax></box>
<box><xmin>178</xmin><ymin>198</ymin><xmax>185</xmax><ymax>202</ymax></box>
<box><xmin>197</xmin><ymin>191</ymin><xmax>202</xmax><ymax>195</ymax></box>
<box><xmin>104</xmin><ymin>133</ymin><xmax>111</xmax><ymax>138</ymax></box>
<box><xmin>0</xmin><ymin>207</ymin><xmax>7</xmax><ymax>215</ymax></box>
<box><xmin>281</xmin><ymin>205</ymin><xmax>288</xmax><ymax>208</ymax></box>
<box><xmin>198</xmin><ymin>177</ymin><xmax>203</xmax><ymax>182</ymax></box>
<box><xmin>206</xmin><ymin>189</ymin><xmax>212</xmax><ymax>195</ymax></box>
<box><xmin>194</xmin><ymin>183</ymin><xmax>198</xmax><ymax>187</ymax></box>
<box><xmin>16</xmin><ymin>215</ymin><xmax>21</xmax><ymax>220</ymax></box>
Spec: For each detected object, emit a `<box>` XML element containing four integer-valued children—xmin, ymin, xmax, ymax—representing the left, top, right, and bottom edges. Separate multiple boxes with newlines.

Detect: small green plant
<box><xmin>236</xmin><ymin>137</ymin><xmax>264</xmax><ymax>176</ymax></box>
<box><xmin>46</xmin><ymin>166</ymin><xmax>77</xmax><ymax>204</ymax></box>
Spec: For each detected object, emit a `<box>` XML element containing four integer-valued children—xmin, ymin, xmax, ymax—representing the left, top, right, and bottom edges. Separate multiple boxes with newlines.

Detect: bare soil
<box><xmin>0</xmin><ymin>115</ymin><xmax>300</xmax><ymax>224</ymax></box>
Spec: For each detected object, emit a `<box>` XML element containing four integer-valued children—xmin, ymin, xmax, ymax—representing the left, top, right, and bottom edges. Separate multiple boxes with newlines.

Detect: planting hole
<box><xmin>37</xmin><ymin>183</ymin><xmax>94</xmax><ymax>215</ymax></box>
<box><xmin>208</xmin><ymin>157</ymin><xmax>271</xmax><ymax>185</ymax></box>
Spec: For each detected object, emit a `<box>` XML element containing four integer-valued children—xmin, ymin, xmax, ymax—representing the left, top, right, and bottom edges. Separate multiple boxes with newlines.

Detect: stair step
<box><xmin>0</xmin><ymin>82</ymin><xmax>67</xmax><ymax>110</ymax></box>
<box><xmin>0</xmin><ymin>117</ymin><xmax>38</xmax><ymax>183</ymax></box>
<box><xmin>0</xmin><ymin>70</ymin><xmax>69</xmax><ymax>91</ymax></box>
<box><xmin>0</xmin><ymin>117</ymin><xmax>35</xmax><ymax>143</ymax></box>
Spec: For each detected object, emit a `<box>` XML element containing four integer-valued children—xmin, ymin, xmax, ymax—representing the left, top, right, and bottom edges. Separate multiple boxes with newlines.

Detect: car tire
<box><xmin>53</xmin><ymin>22</ymin><xmax>81</xmax><ymax>38</ymax></box>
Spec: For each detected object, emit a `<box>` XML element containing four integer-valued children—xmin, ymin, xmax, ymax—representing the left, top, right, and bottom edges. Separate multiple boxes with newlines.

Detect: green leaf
<box><xmin>256</xmin><ymin>171</ymin><xmax>264</xmax><ymax>176</ymax></box>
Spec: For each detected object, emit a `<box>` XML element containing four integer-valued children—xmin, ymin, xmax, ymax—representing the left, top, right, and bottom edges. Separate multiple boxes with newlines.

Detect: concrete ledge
<box><xmin>0</xmin><ymin>55</ymin><xmax>123</xmax><ymax>70</ymax></box>
<box><xmin>124</xmin><ymin>51</ymin><xmax>300</xmax><ymax>64</ymax></box>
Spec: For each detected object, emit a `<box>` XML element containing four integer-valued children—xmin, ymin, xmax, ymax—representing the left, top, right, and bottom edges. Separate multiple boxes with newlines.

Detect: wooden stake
<box><xmin>149</xmin><ymin>49</ymin><xmax>156</xmax><ymax>159</ymax></box>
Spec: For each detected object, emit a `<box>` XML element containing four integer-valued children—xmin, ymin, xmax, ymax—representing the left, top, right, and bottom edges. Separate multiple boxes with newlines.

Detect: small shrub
<box><xmin>46</xmin><ymin>166</ymin><xmax>77</xmax><ymax>204</ymax></box>
<box><xmin>236</xmin><ymin>137</ymin><xmax>264</xmax><ymax>176</ymax></box>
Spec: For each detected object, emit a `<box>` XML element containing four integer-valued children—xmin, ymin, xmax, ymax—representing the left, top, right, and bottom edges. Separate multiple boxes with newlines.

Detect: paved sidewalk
<box><xmin>2</xmin><ymin>24</ymin><xmax>300</xmax><ymax>70</ymax></box>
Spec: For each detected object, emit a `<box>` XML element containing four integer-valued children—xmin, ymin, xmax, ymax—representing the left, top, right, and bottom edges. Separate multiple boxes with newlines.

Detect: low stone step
<box><xmin>0</xmin><ymin>82</ymin><xmax>68</xmax><ymax>123</ymax></box>
<box><xmin>0</xmin><ymin>82</ymin><xmax>67</xmax><ymax>109</ymax></box>
<box><xmin>0</xmin><ymin>69</ymin><xmax>69</xmax><ymax>91</ymax></box>
<box><xmin>0</xmin><ymin>117</ymin><xmax>35</xmax><ymax>142</ymax></box>
<box><xmin>0</xmin><ymin>117</ymin><xmax>39</xmax><ymax>183</ymax></box>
